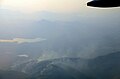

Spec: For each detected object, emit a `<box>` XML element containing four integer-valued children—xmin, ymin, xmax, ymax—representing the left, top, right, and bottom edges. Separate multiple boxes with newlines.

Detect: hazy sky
<box><xmin>0</xmin><ymin>0</ymin><xmax>119</xmax><ymax>17</ymax></box>
<box><xmin>1</xmin><ymin>0</ymin><xmax>88</xmax><ymax>13</ymax></box>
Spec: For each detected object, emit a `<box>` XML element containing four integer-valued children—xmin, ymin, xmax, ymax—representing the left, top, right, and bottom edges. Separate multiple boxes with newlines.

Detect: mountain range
<box><xmin>11</xmin><ymin>52</ymin><xmax>120</xmax><ymax>79</ymax></box>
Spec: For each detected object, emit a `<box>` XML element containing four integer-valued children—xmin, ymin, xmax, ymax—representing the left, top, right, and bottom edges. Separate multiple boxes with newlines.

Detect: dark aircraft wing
<box><xmin>87</xmin><ymin>0</ymin><xmax>120</xmax><ymax>7</ymax></box>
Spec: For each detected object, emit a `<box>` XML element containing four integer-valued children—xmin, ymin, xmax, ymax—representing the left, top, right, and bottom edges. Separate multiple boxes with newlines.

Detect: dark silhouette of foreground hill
<box><xmin>88</xmin><ymin>52</ymin><xmax>120</xmax><ymax>79</ymax></box>
<box><xmin>87</xmin><ymin>0</ymin><xmax>120</xmax><ymax>7</ymax></box>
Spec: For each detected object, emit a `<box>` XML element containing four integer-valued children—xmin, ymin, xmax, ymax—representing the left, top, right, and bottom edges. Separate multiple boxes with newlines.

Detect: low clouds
<box><xmin>0</xmin><ymin>38</ymin><xmax>46</xmax><ymax>44</ymax></box>
<box><xmin>18</xmin><ymin>54</ymin><xmax>29</xmax><ymax>58</ymax></box>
